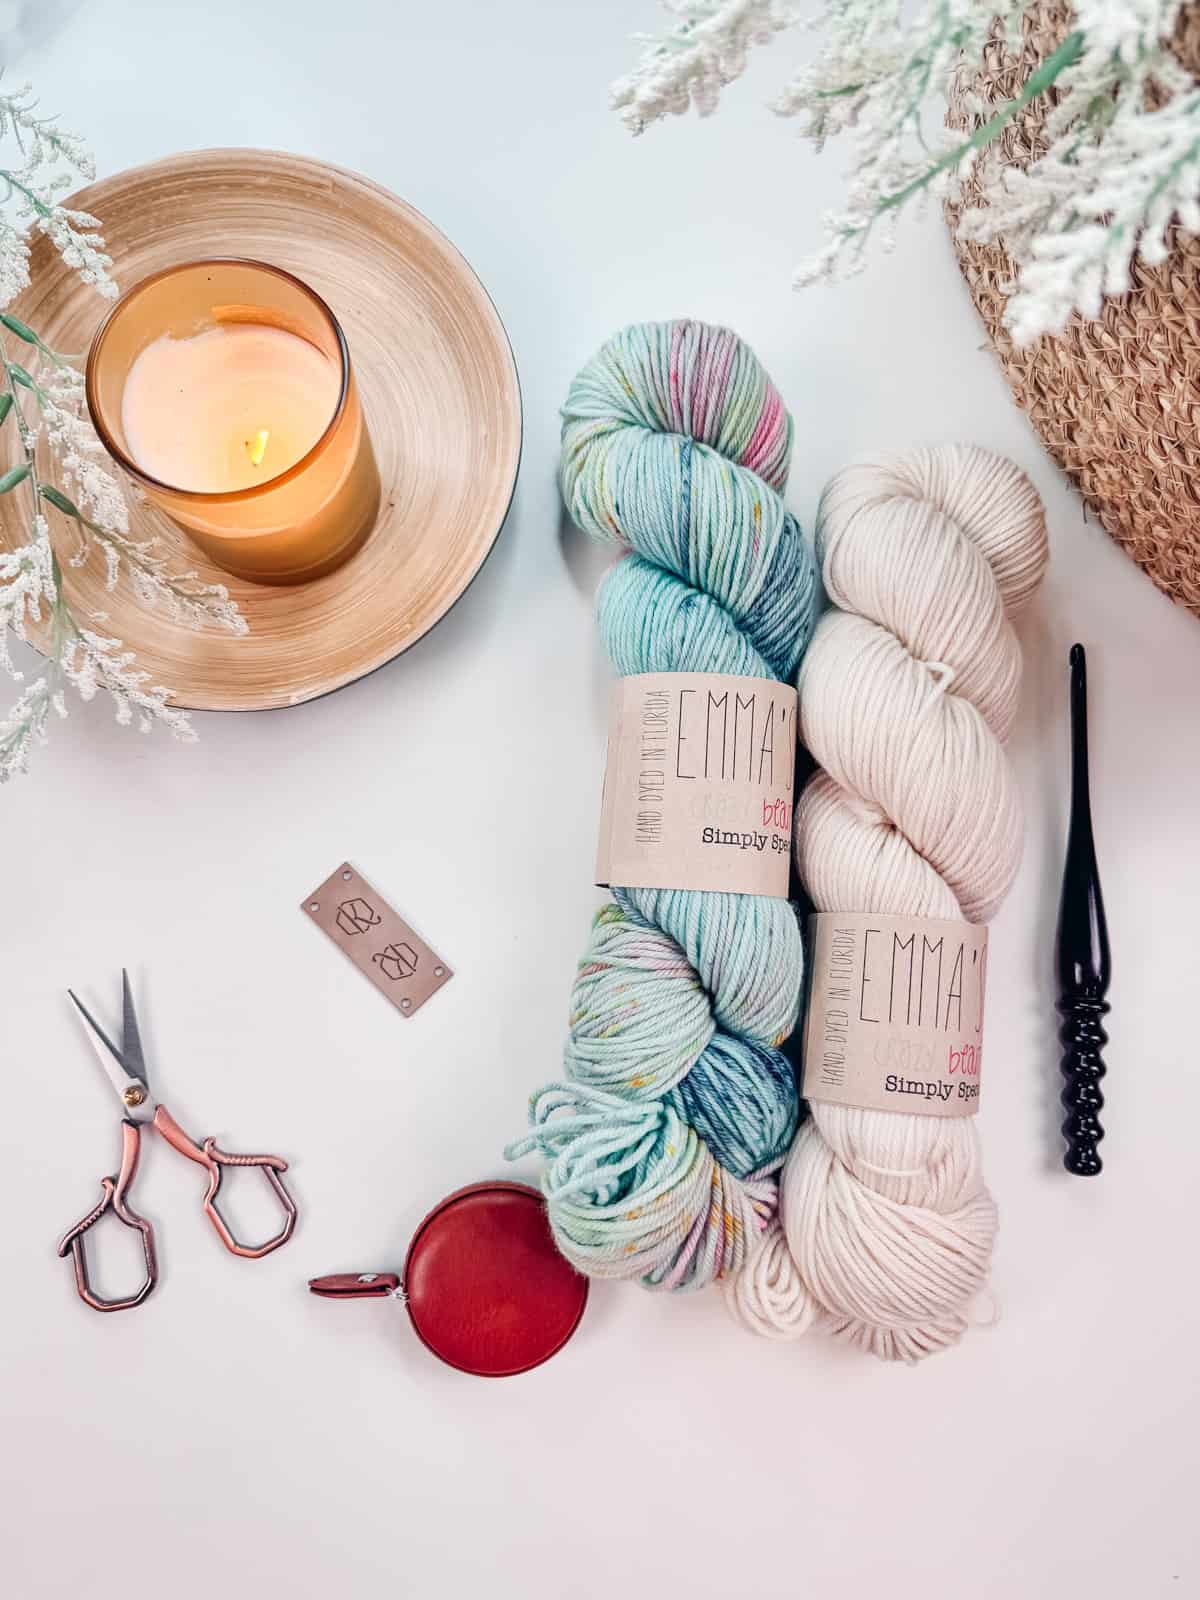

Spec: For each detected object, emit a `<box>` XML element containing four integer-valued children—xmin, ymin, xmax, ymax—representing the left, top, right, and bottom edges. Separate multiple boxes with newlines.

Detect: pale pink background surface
<box><xmin>2</xmin><ymin>3</ymin><xmax>1196</xmax><ymax>1597</ymax></box>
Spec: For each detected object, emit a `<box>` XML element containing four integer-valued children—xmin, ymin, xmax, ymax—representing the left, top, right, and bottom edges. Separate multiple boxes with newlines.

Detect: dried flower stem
<box><xmin>613</xmin><ymin>1</ymin><xmax>1200</xmax><ymax>342</ymax></box>
<box><xmin>0</xmin><ymin>84</ymin><xmax>246</xmax><ymax>781</ymax></box>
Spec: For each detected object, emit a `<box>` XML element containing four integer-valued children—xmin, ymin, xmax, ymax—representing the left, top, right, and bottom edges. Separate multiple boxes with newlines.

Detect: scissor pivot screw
<box><xmin>123</xmin><ymin>1086</ymin><xmax>146</xmax><ymax>1107</ymax></box>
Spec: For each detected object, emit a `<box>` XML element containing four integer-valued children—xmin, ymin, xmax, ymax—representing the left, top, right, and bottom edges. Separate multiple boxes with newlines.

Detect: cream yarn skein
<box><xmin>728</xmin><ymin>444</ymin><xmax>1049</xmax><ymax>1361</ymax></box>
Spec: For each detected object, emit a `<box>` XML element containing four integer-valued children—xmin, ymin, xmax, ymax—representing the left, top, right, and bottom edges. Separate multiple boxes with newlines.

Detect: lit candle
<box><xmin>121</xmin><ymin>320</ymin><xmax>342</xmax><ymax>494</ymax></box>
<box><xmin>87</xmin><ymin>260</ymin><xmax>380</xmax><ymax>585</ymax></box>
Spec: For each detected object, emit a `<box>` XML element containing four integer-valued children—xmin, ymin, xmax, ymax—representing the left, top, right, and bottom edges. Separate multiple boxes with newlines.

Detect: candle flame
<box><xmin>247</xmin><ymin>429</ymin><xmax>270</xmax><ymax>468</ymax></box>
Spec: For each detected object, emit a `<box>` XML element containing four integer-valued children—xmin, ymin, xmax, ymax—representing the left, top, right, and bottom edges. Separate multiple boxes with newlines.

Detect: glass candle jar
<box><xmin>86</xmin><ymin>258</ymin><xmax>380</xmax><ymax>585</ymax></box>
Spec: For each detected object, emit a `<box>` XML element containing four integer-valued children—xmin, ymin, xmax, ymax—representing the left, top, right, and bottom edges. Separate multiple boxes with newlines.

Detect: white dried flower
<box><xmin>614</xmin><ymin>0</ymin><xmax>1200</xmax><ymax>343</ymax></box>
<box><xmin>959</xmin><ymin>1</ymin><xmax>1200</xmax><ymax>341</ymax></box>
<box><xmin>0</xmin><ymin>675</ymin><xmax>52</xmax><ymax>778</ymax></box>
<box><xmin>611</xmin><ymin>0</ymin><xmax>799</xmax><ymax>132</ymax></box>
<box><xmin>40</xmin><ymin>371</ymin><xmax>129</xmax><ymax>534</ymax></box>
<box><xmin>0</xmin><ymin>84</ymin><xmax>247</xmax><ymax>780</ymax></box>
<box><xmin>71</xmin><ymin>627</ymin><xmax>196</xmax><ymax>741</ymax></box>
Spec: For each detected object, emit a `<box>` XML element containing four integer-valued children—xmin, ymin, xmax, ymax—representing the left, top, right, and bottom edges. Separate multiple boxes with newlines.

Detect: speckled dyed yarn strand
<box><xmin>507</xmin><ymin>320</ymin><xmax>817</xmax><ymax>1290</ymax></box>
<box><xmin>726</xmin><ymin>445</ymin><xmax>1049</xmax><ymax>1358</ymax></box>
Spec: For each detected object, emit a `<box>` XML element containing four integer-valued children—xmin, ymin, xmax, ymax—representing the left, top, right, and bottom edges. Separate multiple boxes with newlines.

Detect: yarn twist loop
<box><xmin>508</xmin><ymin>320</ymin><xmax>817</xmax><ymax>1291</ymax></box>
<box><xmin>727</xmin><ymin>444</ymin><xmax>1048</xmax><ymax>1359</ymax></box>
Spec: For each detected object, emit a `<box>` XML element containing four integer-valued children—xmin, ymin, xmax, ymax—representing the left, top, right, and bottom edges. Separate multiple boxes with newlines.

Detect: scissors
<box><xmin>58</xmin><ymin>971</ymin><xmax>298</xmax><ymax>1312</ymax></box>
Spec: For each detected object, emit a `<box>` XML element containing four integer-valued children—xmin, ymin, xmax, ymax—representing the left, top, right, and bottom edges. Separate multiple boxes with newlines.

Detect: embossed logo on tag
<box><xmin>336</xmin><ymin>898</ymin><xmax>381</xmax><ymax>937</ymax></box>
<box><xmin>373</xmin><ymin>943</ymin><xmax>418</xmax><ymax>982</ymax></box>
<box><xmin>302</xmin><ymin>863</ymin><xmax>453</xmax><ymax>1018</ymax></box>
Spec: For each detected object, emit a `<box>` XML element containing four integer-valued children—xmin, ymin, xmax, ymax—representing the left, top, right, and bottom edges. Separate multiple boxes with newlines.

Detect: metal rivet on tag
<box><xmin>301</xmin><ymin>862</ymin><xmax>453</xmax><ymax>1020</ymax></box>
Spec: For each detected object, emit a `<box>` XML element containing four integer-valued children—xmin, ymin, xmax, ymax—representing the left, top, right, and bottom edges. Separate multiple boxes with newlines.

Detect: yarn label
<box><xmin>595</xmin><ymin>672</ymin><xmax>796</xmax><ymax>898</ymax></box>
<box><xmin>802</xmin><ymin>913</ymin><xmax>987</xmax><ymax>1118</ymax></box>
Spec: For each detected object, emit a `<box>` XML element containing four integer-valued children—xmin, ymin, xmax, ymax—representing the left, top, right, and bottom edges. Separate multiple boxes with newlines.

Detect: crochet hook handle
<box><xmin>1056</xmin><ymin>644</ymin><xmax>1110</xmax><ymax>1176</ymax></box>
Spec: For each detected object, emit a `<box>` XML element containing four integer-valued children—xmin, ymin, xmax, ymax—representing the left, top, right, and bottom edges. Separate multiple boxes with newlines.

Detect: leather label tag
<box><xmin>302</xmin><ymin>863</ymin><xmax>452</xmax><ymax>1018</ymax></box>
<box><xmin>802</xmin><ymin>912</ymin><xmax>987</xmax><ymax>1118</ymax></box>
<box><xmin>595</xmin><ymin>672</ymin><xmax>796</xmax><ymax>897</ymax></box>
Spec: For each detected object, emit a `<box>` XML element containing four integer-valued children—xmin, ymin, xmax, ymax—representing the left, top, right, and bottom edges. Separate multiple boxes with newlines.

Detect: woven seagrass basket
<box><xmin>946</xmin><ymin>1</ymin><xmax>1200</xmax><ymax>614</ymax></box>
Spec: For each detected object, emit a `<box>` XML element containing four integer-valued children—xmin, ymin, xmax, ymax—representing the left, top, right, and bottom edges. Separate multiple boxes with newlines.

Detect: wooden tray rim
<box><xmin>8</xmin><ymin>146</ymin><xmax>524</xmax><ymax>714</ymax></box>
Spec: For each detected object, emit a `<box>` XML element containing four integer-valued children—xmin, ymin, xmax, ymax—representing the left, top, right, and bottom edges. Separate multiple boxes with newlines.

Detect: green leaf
<box><xmin>7</xmin><ymin>363</ymin><xmax>35</xmax><ymax>390</ymax></box>
<box><xmin>0</xmin><ymin>313</ymin><xmax>39</xmax><ymax>345</ymax></box>
<box><xmin>0</xmin><ymin>462</ymin><xmax>31</xmax><ymax>493</ymax></box>
<box><xmin>0</xmin><ymin>394</ymin><xmax>12</xmax><ymax>426</ymax></box>
<box><xmin>39</xmin><ymin>483</ymin><xmax>80</xmax><ymax>518</ymax></box>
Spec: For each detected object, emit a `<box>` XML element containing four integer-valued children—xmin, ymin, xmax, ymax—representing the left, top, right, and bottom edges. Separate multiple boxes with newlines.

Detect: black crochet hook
<box><xmin>1056</xmin><ymin>644</ymin><xmax>1110</xmax><ymax>1176</ymax></box>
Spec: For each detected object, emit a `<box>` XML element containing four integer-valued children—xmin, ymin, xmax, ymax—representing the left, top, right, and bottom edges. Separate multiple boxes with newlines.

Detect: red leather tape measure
<box><xmin>309</xmin><ymin>1181</ymin><xmax>588</xmax><ymax>1377</ymax></box>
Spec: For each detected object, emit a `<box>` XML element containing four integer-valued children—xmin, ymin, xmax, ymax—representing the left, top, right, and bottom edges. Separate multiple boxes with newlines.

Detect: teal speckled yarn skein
<box><xmin>507</xmin><ymin>321</ymin><xmax>818</xmax><ymax>1290</ymax></box>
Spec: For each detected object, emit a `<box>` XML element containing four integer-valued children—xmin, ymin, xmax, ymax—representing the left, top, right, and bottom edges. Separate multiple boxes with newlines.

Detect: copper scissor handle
<box><xmin>153</xmin><ymin>1107</ymin><xmax>297</xmax><ymax>1259</ymax></box>
<box><xmin>57</xmin><ymin>1121</ymin><xmax>158</xmax><ymax>1313</ymax></box>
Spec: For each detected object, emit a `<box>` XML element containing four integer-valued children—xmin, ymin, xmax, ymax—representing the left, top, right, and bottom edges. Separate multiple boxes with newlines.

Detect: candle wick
<box><xmin>247</xmin><ymin>429</ymin><xmax>270</xmax><ymax>468</ymax></box>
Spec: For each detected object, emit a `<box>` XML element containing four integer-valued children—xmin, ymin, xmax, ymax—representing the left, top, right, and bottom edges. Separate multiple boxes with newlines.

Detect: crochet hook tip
<box><xmin>1068</xmin><ymin>645</ymin><xmax>1088</xmax><ymax>741</ymax></box>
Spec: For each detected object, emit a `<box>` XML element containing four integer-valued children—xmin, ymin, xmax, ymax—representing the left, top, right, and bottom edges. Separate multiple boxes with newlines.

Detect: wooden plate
<box><xmin>1</xmin><ymin>149</ymin><xmax>522</xmax><ymax>710</ymax></box>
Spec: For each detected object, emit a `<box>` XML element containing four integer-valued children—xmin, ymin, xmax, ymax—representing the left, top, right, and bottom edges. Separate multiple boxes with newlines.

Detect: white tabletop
<box><xmin>4</xmin><ymin>3</ymin><xmax>1198</xmax><ymax>1597</ymax></box>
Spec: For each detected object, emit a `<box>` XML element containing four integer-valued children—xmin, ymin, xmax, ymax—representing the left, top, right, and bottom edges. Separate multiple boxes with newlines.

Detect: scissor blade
<box><xmin>120</xmin><ymin>969</ymin><xmax>148</xmax><ymax>1084</ymax></box>
<box><xmin>67</xmin><ymin>989</ymin><xmax>151</xmax><ymax>1109</ymax></box>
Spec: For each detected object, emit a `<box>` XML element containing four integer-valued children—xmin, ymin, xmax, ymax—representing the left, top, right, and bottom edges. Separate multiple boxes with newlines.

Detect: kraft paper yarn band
<box><xmin>802</xmin><ymin>913</ymin><xmax>987</xmax><ymax>1118</ymax></box>
<box><xmin>596</xmin><ymin>671</ymin><xmax>797</xmax><ymax>899</ymax></box>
